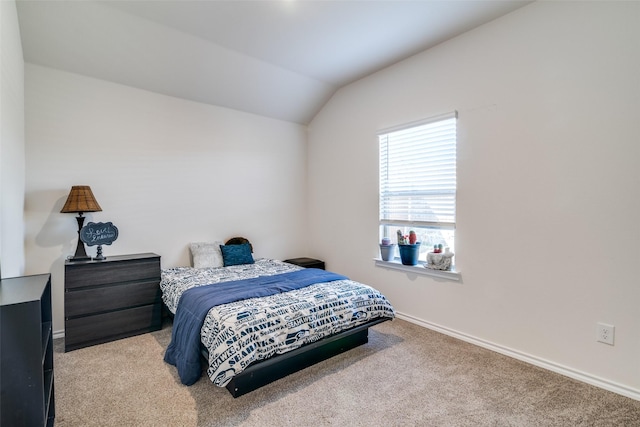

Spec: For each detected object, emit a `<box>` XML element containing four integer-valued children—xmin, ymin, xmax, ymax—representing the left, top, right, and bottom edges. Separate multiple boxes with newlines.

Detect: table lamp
<box><xmin>60</xmin><ymin>185</ymin><xmax>102</xmax><ymax>260</ymax></box>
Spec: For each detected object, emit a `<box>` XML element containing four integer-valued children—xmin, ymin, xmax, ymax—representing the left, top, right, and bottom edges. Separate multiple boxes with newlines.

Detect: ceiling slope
<box><xmin>17</xmin><ymin>1</ymin><xmax>531</xmax><ymax>124</ymax></box>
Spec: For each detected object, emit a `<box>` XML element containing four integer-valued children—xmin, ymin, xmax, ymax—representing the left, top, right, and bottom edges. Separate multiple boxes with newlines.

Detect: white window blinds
<box><xmin>379</xmin><ymin>112</ymin><xmax>457</xmax><ymax>229</ymax></box>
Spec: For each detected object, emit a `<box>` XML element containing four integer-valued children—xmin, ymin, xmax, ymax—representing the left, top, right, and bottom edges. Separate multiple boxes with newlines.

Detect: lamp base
<box><xmin>68</xmin><ymin>255</ymin><xmax>91</xmax><ymax>262</ymax></box>
<box><xmin>70</xmin><ymin>214</ymin><xmax>90</xmax><ymax>261</ymax></box>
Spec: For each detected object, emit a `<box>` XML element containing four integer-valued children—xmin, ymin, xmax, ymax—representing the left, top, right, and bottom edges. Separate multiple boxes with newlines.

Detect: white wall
<box><xmin>308</xmin><ymin>2</ymin><xmax>640</xmax><ymax>399</ymax></box>
<box><xmin>25</xmin><ymin>64</ymin><xmax>309</xmax><ymax>333</ymax></box>
<box><xmin>0</xmin><ymin>0</ymin><xmax>26</xmax><ymax>277</ymax></box>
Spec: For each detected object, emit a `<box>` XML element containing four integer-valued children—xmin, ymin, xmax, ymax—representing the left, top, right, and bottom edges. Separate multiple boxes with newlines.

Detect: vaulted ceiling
<box><xmin>16</xmin><ymin>0</ymin><xmax>531</xmax><ymax>124</ymax></box>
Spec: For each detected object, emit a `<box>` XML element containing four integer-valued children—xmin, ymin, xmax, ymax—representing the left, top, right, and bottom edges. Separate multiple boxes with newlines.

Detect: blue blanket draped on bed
<box><xmin>164</xmin><ymin>268</ymin><xmax>348</xmax><ymax>385</ymax></box>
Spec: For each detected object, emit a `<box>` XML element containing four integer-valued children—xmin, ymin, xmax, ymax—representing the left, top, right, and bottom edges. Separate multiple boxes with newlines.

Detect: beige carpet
<box><xmin>53</xmin><ymin>319</ymin><xmax>640</xmax><ymax>426</ymax></box>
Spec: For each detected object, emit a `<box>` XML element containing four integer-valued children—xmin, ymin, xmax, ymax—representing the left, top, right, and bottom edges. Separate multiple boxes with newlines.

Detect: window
<box><xmin>379</xmin><ymin>111</ymin><xmax>457</xmax><ymax>263</ymax></box>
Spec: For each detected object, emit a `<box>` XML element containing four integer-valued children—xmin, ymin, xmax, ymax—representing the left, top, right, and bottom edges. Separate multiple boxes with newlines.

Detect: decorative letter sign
<box><xmin>80</xmin><ymin>222</ymin><xmax>119</xmax><ymax>246</ymax></box>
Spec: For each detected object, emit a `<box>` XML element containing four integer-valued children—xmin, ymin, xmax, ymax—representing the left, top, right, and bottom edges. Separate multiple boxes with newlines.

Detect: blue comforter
<box><xmin>164</xmin><ymin>268</ymin><xmax>348</xmax><ymax>385</ymax></box>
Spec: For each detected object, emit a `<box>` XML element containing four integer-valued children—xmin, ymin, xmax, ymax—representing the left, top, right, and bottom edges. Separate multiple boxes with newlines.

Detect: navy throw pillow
<box><xmin>220</xmin><ymin>243</ymin><xmax>255</xmax><ymax>267</ymax></box>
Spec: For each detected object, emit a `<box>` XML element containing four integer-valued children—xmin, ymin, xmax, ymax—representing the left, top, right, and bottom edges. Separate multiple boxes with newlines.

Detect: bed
<box><xmin>160</xmin><ymin>242</ymin><xmax>395</xmax><ymax>397</ymax></box>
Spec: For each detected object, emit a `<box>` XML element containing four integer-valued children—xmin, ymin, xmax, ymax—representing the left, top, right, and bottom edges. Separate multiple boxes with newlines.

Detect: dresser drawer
<box><xmin>65</xmin><ymin>280</ymin><xmax>161</xmax><ymax>318</ymax></box>
<box><xmin>65</xmin><ymin>304</ymin><xmax>161</xmax><ymax>351</ymax></box>
<box><xmin>65</xmin><ymin>257</ymin><xmax>160</xmax><ymax>289</ymax></box>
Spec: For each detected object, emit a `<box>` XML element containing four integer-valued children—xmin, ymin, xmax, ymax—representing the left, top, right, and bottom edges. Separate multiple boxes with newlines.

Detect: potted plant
<box><xmin>397</xmin><ymin>230</ymin><xmax>420</xmax><ymax>265</ymax></box>
<box><xmin>379</xmin><ymin>237</ymin><xmax>396</xmax><ymax>261</ymax></box>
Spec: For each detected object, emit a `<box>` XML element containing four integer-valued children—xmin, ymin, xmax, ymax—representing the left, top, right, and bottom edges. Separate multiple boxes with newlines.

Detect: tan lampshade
<box><xmin>60</xmin><ymin>186</ymin><xmax>102</xmax><ymax>214</ymax></box>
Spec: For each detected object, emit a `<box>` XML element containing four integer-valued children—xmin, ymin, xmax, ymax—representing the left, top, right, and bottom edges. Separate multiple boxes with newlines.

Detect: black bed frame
<box><xmin>217</xmin><ymin>317</ymin><xmax>390</xmax><ymax>398</ymax></box>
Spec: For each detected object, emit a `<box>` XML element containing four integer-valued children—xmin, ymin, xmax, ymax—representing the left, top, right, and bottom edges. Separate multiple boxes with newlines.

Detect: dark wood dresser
<box><xmin>0</xmin><ymin>273</ymin><xmax>55</xmax><ymax>426</ymax></box>
<box><xmin>64</xmin><ymin>253</ymin><xmax>161</xmax><ymax>352</ymax></box>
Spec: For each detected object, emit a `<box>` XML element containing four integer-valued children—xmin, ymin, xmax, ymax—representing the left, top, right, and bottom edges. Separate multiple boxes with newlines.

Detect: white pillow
<box><xmin>189</xmin><ymin>241</ymin><xmax>224</xmax><ymax>268</ymax></box>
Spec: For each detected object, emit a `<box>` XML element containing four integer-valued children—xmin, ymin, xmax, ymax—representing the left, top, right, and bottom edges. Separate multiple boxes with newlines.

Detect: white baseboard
<box><xmin>53</xmin><ymin>329</ymin><xmax>65</xmax><ymax>340</ymax></box>
<box><xmin>396</xmin><ymin>312</ymin><xmax>640</xmax><ymax>402</ymax></box>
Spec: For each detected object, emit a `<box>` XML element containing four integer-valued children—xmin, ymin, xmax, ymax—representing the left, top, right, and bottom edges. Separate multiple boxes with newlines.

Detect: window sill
<box><xmin>374</xmin><ymin>258</ymin><xmax>461</xmax><ymax>282</ymax></box>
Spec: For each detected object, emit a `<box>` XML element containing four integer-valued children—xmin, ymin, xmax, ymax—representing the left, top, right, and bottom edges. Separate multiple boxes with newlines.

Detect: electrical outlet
<box><xmin>597</xmin><ymin>323</ymin><xmax>615</xmax><ymax>345</ymax></box>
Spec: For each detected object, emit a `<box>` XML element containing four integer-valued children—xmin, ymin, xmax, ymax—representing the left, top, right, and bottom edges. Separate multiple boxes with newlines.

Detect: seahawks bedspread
<box><xmin>165</xmin><ymin>268</ymin><xmax>349</xmax><ymax>385</ymax></box>
<box><xmin>160</xmin><ymin>259</ymin><xmax>395</xmax><ymax>387</ymax></box>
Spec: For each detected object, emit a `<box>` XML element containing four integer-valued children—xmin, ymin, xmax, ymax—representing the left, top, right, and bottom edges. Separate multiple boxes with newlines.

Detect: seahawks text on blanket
<box><xmin>164</xmin><ymin>268</ymin><xmax>348</xmax><ymax>385</ymax></box>
<box><xmin>203</xmin><ymin>279</ymin><xmax>394</xmax><ymax>388</ymax></box>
